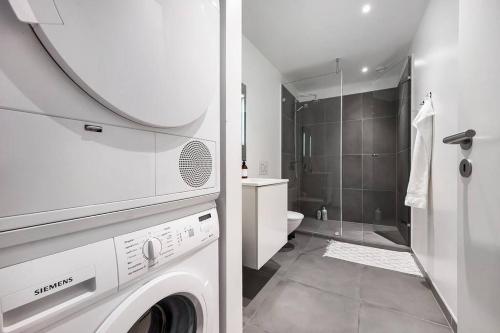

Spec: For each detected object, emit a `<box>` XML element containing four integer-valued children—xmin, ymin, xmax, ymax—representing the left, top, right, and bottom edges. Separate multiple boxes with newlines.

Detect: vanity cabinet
<box><xmin>242</xmin><ymin>178</ymin><xmax>288</xmax><ymax>269</ymax></box>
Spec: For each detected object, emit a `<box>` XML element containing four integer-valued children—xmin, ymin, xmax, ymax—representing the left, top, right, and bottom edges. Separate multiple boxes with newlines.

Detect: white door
<box><xmin>458</xmin><ymin>0</ymin><xmax>500</xmax><ymax>332</ymax></box>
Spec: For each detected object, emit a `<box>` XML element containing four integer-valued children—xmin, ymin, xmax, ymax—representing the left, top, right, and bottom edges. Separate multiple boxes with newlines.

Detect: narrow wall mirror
<box><xmin>241</xmin><ymin>83</ymin><xmax>247</xmax><ymax>161</ymax></box>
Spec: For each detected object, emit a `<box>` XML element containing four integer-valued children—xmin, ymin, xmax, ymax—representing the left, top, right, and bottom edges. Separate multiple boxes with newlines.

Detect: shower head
<box><xmin>296</xmin><ymin>103</ymin><xmax>310</xmax><ymax>112</ymax></box>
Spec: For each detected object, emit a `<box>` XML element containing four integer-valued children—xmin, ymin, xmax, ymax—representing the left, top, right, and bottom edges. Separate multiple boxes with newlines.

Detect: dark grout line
<box><xmin>284</xmin><ymin>277</ymin><xmax>362</xmax><ymax>303</ymax></box>
<box><xmin>360</xmin><ymin>299</ymin><xmax>453</xmax><ymax>329</ymax></box>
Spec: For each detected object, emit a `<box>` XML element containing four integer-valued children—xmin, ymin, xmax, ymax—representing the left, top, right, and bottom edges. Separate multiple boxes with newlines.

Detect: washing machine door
<box><xmin>97</xmin><ymin>272</ymin><xmax>217</xmax><ymax>333</ymax></box>
<box><xmin>10</xmin><ymin>0</ymin><xmax>219</xmax><ymax>128</ymax></box>
<box><xmin>128</xmin><ymin>295</ymin><xmax>198</xmax><ymax>333</ymax></box>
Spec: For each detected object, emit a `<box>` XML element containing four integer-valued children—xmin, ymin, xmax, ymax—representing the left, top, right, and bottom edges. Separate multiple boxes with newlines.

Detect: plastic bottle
<box><xmin>321</xmin><ymin>206</ymin><xmax>328</xmax><ymax>221</ymax></box>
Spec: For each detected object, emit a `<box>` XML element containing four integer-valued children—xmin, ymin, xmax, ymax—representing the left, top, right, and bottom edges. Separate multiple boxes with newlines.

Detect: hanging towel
<box><xmin>405</xmin><ymin>97</ymin><xmax>435</xmax><ymax>209</ymax></box>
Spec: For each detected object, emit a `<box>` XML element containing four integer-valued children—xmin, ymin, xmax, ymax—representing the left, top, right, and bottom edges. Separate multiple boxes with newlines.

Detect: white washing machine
<box><xmin>0</xmin><ymin>209</ymin><xmax>219</xmax><ymax>333</ymax></box>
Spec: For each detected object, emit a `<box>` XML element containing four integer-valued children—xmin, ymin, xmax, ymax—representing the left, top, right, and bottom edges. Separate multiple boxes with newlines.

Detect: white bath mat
<box><xmin>323</xmin><ymin>241</ymin><xmax>423</xmax><ymax>277</ymax></box>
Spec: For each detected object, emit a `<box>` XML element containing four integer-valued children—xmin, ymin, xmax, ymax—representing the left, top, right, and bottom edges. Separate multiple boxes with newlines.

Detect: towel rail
<box><xmin>420</xmin><ymin>92</ymin><xmax>432</xmax><ymax>105</ymax></box>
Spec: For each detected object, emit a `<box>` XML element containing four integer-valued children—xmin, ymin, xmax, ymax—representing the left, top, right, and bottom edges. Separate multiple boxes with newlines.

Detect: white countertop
<box><xmin>242</xmin><ymin>178</ymin><xmax>289</xmax><ymax>187</ymax></box>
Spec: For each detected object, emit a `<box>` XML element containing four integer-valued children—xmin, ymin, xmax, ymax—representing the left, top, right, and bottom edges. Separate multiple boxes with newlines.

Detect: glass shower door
<box><xmin>284</xmin><ymin>71</ymin><xmax>343</xmax><ymax>239</ymax></box>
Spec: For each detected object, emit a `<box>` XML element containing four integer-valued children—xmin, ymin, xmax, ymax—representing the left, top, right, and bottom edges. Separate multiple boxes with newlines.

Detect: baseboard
<box><xmin>412</xmin><ymin>254</ymin><xmax>458</xmax><ymax>332</ymax></box>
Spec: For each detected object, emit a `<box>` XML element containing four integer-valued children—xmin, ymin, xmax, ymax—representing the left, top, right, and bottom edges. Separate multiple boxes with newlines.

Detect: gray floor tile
<box><xmin>302</xmin><ymin>235</ymin><xmax>331</xmax><ymax>254</ymax></box>
<box><xmin>285</xmin><ymin>254</ymin><xmax>363</xmax><ymax>299</ymax></box>
<box><xmin>251</xmin><ymin>280</ymin><xmax>359</xmax><ymax>333</ymax></box>
<box><xmin>360</xmin><ymin>266</ymin><xmax>448</xmax><ymax>325</ymax></box>
<box><xmin>359</xmin><ymin>303</ymin><xmax>452</xmax><ymax>333</ymax></box>
<box><xmin>288</xmin><ymin>232</ymin><xmax>314</xmax><ymax>252</ymax></box>
<box><xmin>243</xmin><ymin>275</ymin><xmax>284</xmax><ymax>321</ymax></box>
<box><xmin>242</xmin><ymin>262</ymin><xmax>279</xmax><ymax>301</ymax></box>
<box><xmin>362</xmin><ymin>231</ymin><xmax>409</xmax><ymax>250</ymax></box>
<box><xmin>244</xmin><ymin>324</ymin><xmax>270</xmax><ymax>333</ymax></box>
<box><xmin>271</xmin><ymin>233</ymin><xmax>313</xmax><ymax>271</ymax></box>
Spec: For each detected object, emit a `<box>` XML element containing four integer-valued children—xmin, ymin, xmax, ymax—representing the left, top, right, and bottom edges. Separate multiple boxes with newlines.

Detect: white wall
<box><xmin>410</xmin><ymin>0</ymin><xmax>458</xmax><ymax>320</ymax></box>
<box><xmin>218</xmin><ymin>1</ymin><xmax>243</xmax><ymax>332</ymax></box>
<box><xmin>242</xmin><ymin>36</ymin><xmax>282</xmax><ymax>178</ymax></box>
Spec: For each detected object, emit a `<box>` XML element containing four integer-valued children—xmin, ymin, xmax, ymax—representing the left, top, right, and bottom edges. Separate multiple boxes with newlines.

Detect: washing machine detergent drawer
<box><xmin>0</xmin><ymin>240</ymin><xmax>118</xmax><ymax>333</ymax></box>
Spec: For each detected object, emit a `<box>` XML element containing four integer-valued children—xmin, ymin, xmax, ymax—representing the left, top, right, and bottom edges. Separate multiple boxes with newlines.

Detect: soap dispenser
<box><xmin>242</xmin><ymin>160</ymin><xmax>248</xmax><ymax>179</ymax></box>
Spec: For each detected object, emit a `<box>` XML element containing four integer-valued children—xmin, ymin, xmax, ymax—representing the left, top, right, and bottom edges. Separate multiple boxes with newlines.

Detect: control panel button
<box><xmin>142</xmin><ymin>238</ymin><xmax>162</xmax><ymax>261</ymax></box>
<box><xmin>114</xmin><ymin>208</ymin><xmax>219</xmax><ymax>285</ymax></box>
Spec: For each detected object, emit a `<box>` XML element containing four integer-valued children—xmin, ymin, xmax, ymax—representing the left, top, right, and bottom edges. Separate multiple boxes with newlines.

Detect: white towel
<box><xmin>405</xmin><ymin>98</ymin><xmax>435</xmax><ymax>209</ymax></box>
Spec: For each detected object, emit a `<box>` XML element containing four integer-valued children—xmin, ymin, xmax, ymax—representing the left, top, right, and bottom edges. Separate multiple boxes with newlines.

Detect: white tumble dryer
<box><xmin>0</xmin><ymin>0</ymin><xmax>220</xmax><ymax>232</ymax></box>
<box><xmin>0</xmin><ymin>209</ymin><xmax>219</xmax><ymax>333</ymax></box>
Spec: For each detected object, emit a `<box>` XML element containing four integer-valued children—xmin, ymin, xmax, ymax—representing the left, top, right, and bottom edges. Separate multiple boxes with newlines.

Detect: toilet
<box><xmin>287</xmin><ymin>211</ymin><xmax>304</xmax><ymax>235</ymax></box>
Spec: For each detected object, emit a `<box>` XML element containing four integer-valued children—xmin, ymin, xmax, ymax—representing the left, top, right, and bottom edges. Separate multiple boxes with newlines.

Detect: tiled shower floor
<box><xmin>243</xmin><ymin>233</ymin><xmax>453</xmax><ymax>333</ymax></box>
<box><xmin>297</xmin><ymin>217</ymin><xmax>409</xmax><ymax>251</ymax></box>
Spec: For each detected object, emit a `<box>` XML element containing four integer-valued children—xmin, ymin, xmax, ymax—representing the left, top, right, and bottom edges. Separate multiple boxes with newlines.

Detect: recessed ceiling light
<box><xmin>362</xmin><ymin>4</ymin><xmax>371</xmax><ymax>14</ymax></box>
<box><xmin>362</xmin><ymin>67</ymin><xmax>369</xmax><ymax>73</ymax></box>
<box><xmin>414</xmin><ymin>59</ymin><xmax>426</xmax><ymax>67</ymax></box>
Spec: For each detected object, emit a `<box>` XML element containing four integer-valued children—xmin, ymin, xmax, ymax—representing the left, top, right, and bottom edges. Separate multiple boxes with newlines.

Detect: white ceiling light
<box><xmin>361</xmin><ymin>66</ymin><xmax>369</xmax><ymax>73</ymax></box>
<box><xmin>362</xmin><ymin>4</ymin><xmax>371</xmax><ymax>14</ymax></box>
<box><xmin>414</xmin><ymin>59</ymin><xmax>426</xmax><ymax>67</ymax></box>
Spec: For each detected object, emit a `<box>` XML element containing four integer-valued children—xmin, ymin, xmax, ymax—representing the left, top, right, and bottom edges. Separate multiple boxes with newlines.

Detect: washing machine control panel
<box><xmin>114</xmin><ymin>208</ymin><xmax>219</xmax><ymax>285</ymax></box>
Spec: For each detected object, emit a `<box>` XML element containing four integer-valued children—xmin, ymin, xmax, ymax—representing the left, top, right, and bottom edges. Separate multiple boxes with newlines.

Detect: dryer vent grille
<box><xmin>179</xmin><ymin>140</ymin><xmax>212</xmax><ymax>188</ymax></box>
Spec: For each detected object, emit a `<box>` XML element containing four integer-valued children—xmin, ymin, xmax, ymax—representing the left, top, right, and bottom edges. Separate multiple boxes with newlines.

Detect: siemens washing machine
<box><xmin>0</xmin><ymin>209</ymin><xmax>219</xmax><ymax>333</ymax></box>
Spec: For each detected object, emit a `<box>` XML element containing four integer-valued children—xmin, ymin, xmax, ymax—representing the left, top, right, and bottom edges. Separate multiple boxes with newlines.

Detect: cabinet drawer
<box><xmin>0</xmin><ymin>111</ymin><xmax>155</xmax><ymax>217</ymax></box>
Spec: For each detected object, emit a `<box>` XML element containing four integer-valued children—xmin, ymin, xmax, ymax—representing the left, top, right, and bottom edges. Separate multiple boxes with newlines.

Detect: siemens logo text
<box><xmin>34</xmin><ymin>277</ymin><xmax>74</xmax><ymax>296</ymax></box>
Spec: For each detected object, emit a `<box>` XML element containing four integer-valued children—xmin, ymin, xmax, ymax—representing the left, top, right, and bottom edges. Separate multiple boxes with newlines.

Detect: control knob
<box><xmin>142</xmin><ymin>237</ymin><xmax>162</xmax><ymax>261</ymax></box>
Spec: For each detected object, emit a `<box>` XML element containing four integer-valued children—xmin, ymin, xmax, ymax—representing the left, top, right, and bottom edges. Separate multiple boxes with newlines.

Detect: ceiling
<box><xmin>243</xmin><ymin>0</ymin><xmax>429</xmax><ymax>96</ymax></box>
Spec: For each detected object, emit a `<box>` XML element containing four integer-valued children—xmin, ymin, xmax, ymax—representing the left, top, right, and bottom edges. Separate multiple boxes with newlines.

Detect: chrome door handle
<box><xmin>443</xmin><ymin>129</ymin><xmax>476</xmax><ymax>150</ymax></box>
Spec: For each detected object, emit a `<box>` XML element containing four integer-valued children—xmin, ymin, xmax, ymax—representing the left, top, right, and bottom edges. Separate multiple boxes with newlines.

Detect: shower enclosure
<box><xmin>282</xmin><ymin>60</ymin><xmax>411</xmax><ymax>249</ymax></box>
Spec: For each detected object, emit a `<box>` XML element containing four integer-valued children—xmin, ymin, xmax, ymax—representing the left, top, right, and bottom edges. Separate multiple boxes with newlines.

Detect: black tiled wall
<box><xmin>281</xmin><ymin>86</ymin><xmax>299</xmax><ymax>211</ymax></box>
<box><xmin>397</xmin><ymin>59</ymin><xmax>412</xmax><ymax>244</ymax></box>
<box><xmin>342</xmin><ymin>88</ymin><xmax>398</xmax><ymax>225</ymax></box>
<box><xmin>284</xmin><ymin>84</ymin><xmax>408</xmax><ymax>236</ymax></box>
<box><xmin>298</xmin><ymin>97</ymin><xmax>342</xmax><ymax>220</ymax></box>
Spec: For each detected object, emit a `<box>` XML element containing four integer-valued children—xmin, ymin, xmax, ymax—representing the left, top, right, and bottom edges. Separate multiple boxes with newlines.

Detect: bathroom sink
<box><xmin>242</xmin><ymin>178</ymin><xmax>289</xmax><ymax>187</ymax></box>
